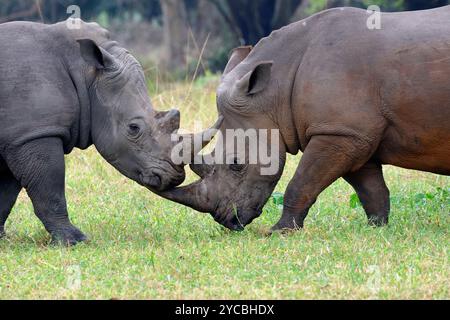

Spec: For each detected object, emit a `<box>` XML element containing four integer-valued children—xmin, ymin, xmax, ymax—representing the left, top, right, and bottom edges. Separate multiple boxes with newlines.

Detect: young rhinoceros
<box><xmin>0</xmin><ymin>19</ymin><xmax>185</xmax><ymax>245</ymax></box>
<box><xmin>159</xmin><ymin>7</ymin><xmax>450</xmax><ymax>232</ymax></box>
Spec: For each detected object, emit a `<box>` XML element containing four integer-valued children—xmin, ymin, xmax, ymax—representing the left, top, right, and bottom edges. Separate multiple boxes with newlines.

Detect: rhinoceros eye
<box><xmin>128</xmin><ymin>124</ymin><xmax>141</xmax><ymax>137</ymax></box>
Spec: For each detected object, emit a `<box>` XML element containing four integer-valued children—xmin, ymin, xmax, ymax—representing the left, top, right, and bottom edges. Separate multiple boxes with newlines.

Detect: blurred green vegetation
<box><xmin>1</xmin><ymin>0</ymin><xmax>447</xmax><ymax>24</ymax></box>
<box><xmin>1</xmin><ymin>0</ymin><xmax>449</xmax><ymax>75</ymax></box>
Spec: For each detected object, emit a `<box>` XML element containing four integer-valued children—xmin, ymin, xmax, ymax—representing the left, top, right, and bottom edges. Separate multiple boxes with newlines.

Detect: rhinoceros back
<box><xmin>0</xmin><ymin>20</ymin><xmax>107</xmax><ymax>153</ymax></box>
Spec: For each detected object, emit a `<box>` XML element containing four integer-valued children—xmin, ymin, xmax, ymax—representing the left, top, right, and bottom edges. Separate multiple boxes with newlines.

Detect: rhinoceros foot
<box><xmin>269</xmin><ymin>210</ymin><xmax>306</xmax><ymax>235</ymax></box>
<box><xmin>50</xmin><ymin>225</ymin><xmax>88</xmax><ymax>247</ymax></box>
<box><xmin>269</xmin><ymin>221</ymin><xmax>303</xmax><ymax>236</ymax></box>
<box><xmin>368</xmin><ymin>215</ymin><xmax>389</xmax><ymax>228</ymax></box>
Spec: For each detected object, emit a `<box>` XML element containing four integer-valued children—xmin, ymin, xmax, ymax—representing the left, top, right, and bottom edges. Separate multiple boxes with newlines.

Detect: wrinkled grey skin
<box><xmin>0</xmin><ymin>19</ymin><xmax>184</xmax><ymax>245</ymax></box>
<box><xmin>159</xmin><ymin>7</ymin><xmax>450</xmax><ymax>232</ymax></box>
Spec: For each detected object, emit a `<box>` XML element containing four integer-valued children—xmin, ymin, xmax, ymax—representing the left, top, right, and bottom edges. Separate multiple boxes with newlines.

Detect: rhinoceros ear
<box><xmin>77</xmin><ymin>39</ymin><xmax>115</xmax><ymax>70</ymax></box>
<box><xmin>235</xmin><ymin>61</ymin><xmax>273</xmax><ymax>96</ymax></box>
<box><xmin>223</xmin><ymin>46</ymin><xmax>253</xmax><ymax>75</ymax></box>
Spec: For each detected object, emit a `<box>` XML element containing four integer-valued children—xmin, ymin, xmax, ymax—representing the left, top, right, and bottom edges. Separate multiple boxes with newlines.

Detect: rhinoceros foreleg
<box><xmin>271</xmin><ymin>135</ymin><xmax>372</xmax><ymax>232</ymax></box>
<box><xmin>0</xmin><ymin>169</ymin><xmax>22</xmax><ymax>238</ymax></box>
<box><xmin>5</xmin><ymin>138</ymin><xmax>87</xmax><ymax>246</ymax></box>
<box><xmin>344</xmin><ymin>162</ymin><xmax>390</xmax><ymax>227</ymax></box>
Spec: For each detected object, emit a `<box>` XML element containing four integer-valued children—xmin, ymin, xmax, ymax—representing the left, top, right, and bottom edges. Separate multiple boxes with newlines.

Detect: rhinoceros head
<box><xmin>77</xmin><ymin>39</ymin><xmax>185</xmax><ymax>191</ymax></box>
<box><xmin>158</xmin><ymin>47</ymin><xmax>287</xmax><ymax>230</ymax></box>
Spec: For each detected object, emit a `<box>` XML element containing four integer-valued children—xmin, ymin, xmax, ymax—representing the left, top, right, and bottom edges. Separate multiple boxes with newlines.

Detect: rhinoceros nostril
<box><xmin>152</xmin><ymin>173</ymin><xmax>162</xmax><ymax>188</ymax></box>
<box><xmin>141</xmin><ymin>172</ymin><xmax>162</xmax><ymax>189</ymax></box>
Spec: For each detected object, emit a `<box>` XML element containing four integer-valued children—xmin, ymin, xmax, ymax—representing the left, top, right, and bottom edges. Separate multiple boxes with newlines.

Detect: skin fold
<box><xmin>158</xmin><ymin>6</ymin><xmax>450</xmax><ymax>232</ymax></box>
<box><xmin>0</xmin><ymin>19</ymin><xmax>185</xmax><ymax>245</ymax></box>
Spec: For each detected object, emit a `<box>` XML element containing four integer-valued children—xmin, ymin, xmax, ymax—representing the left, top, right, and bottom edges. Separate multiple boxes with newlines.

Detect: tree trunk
<box><xmin>290</xmin><ymin>0</ymin><xmax>312</xmax><ymax>22</ymax></box>
<box><xmin>404</xmin><ymin>0</ymin><xmax>448</xmax><ymax>10</ymax></box>
<box><xmin>272</xmin><ymin>0</ymin><xmax>302</xmax><ymax>29</ymax></box>
<box><xmin>161</xmin><ymin>0</ymin><xmax>188</xmax><ymax>72</ymax></box>
<box><xmin>210</xmin><ymin>0</ymin><xmax>307</xmax><ymax>45</ymax></box>
<box><xmin>0</xmin><ymin>1</ymin><xmax>40</xmax><ymax>24</ymax></box>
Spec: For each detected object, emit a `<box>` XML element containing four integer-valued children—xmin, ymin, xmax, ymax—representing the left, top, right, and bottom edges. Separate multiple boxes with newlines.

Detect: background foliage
<box><xmin>0</xmin><ymin>0</ymin><xmax>448</xmax><ymax>74</ymax></box>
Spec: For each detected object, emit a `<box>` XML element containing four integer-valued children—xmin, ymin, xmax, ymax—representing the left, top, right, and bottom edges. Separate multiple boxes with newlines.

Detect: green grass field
<box><xmin>0</xmin><ymin>76</ymin><xmax>448</xmax><ymax>299</ymax></box>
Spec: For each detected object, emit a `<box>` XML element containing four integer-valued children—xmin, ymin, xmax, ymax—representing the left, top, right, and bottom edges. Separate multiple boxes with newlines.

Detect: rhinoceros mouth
<box><xmin>212</xmin><ymin>207</ymin><xmax>245</xmax><ymax>231</ymax></box>
<box><xmin>211</xmin><ymin>202</ymin><xmax>262</xmax><ymax>232</ymax></box>
<box><xmin>140</xmin><ymin>168</ymin><xmax>185</xmax><ymax>191</ymax></box>
<box><xmin>224</xmin><ymin>217</ymin><xmax>245</xmax><ymax>232</ymax></box>
<box><xmin>226</xmin><ymin>205</ymin><xmax>267</xmax><ymax>230</ymax></box>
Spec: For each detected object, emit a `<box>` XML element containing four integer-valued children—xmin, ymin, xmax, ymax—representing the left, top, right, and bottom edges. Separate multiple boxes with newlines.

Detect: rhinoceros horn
<box><xmin>190</xmin><ymin>163</ymin><xmax>213</xmax><ymax>179</ymax></box>
<box><xmin>176</xmin><ymin>116</ymin><xmax>224</xmax><ymax>164</ymax></box>
<box><xmin>158</xmin><ymin>116</ymin><xmax>224</xmax><ymax>211</ymax></box>
<box><xmin>157</xmin><ymin>180</ymin><xmax>212</xmax><ymax>213</ymax></box>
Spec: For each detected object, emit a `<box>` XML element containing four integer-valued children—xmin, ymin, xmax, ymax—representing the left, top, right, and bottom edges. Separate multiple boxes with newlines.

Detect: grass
<box><xmin>0</xmin><ymin>76</ymin><xmax>449</xmax><ymax>299</ymax></box>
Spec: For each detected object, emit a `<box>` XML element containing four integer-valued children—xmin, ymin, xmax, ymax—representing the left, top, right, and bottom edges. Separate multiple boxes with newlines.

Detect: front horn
<box><xmin>155</xmin><ymin>180</ymin><xmax>211</xmax><ymax>213</ymax></box>
<box><xmin>176</xmin><ymin>116</ymin><xmax>224</xmax><ymax>164</ymax></box>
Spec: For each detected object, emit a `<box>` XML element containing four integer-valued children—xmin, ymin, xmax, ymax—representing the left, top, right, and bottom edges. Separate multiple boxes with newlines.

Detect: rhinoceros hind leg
<box><xmin>271</xmin><ymin>135</ymin><xmax>373</xmax><ymax>232</ymax></box>
<box><xmin>0</xmin><ymin>169</ymin><xmax>22</xmax><ymax>238</ymax></box>
<box><xmin>344</xmin><ymin>161</ymin><xmax>390</xmax><ymax>227</ymax></box>
<box><xmin>6</xmin><ymin>138</ymin><xmax>87</xmax><ymax>246</ymax></box>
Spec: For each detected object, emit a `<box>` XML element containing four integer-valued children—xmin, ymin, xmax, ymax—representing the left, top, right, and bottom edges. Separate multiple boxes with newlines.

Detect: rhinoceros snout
<box><xmin>141</xmin><ymin>168</ymin><xmax>186</xmax><ymax>191</ymax></box>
